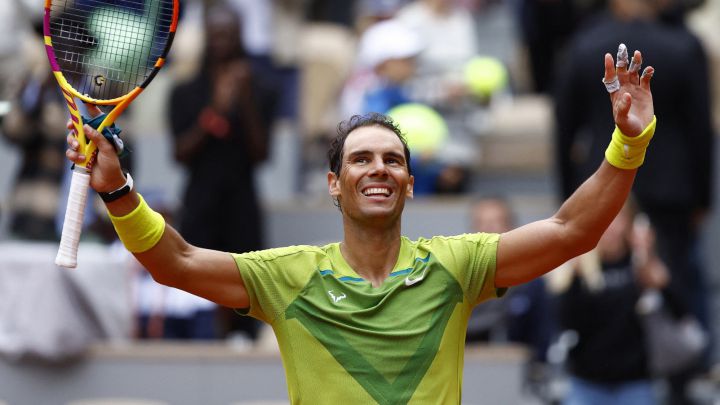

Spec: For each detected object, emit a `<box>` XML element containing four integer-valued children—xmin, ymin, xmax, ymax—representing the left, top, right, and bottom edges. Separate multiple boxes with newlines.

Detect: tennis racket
<box><xmin>44</xmin><ymin>0</ymin><xmax>179</xmax><ymax>268</ymax></box>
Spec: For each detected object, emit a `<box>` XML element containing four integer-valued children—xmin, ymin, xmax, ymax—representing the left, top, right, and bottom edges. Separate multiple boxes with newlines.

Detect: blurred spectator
<box><xmin>687</xmin><ymin>0</ymin><xmax>720</xmax><ymax>130</ymax></box>
<box><xmin>1</xmin><ymin>22</ymin><xmax>66</xmax><ymax>241</ymax></box>
<box><xmin>395</xmin><ymin>0</ymin><xmax>479</xmax><ymax>107</ymax></box>
<box><xmin>168</xmin><ymin>2</ymin><xmax>277</xmax><ymax>341</ymax></box>
<box><xmin>353</xmin><ymin>0</ymin><xmax>410</xmax><ymax>32</ymax></box>
<box><xmin>286</xmin><ymin>0</ymin><xmax>360</xmax><ymax>134</ymax></box>
<box><xmin>466</xmin><ymin>195</ymin><xmax>555</xmax><ymax>398</ymax></box>
<box><xmin>309</xmin><ymin>0</ymin><xmax>358</xmax><ymax>26</ymax></box>
<box><xmin>302</xmin><ymin>0</ymin><xmax>360</xmax><ymax>126</ymax></box>
<box><xmin>554</xmin><ymin>1</ymin><xmax>715</xmax><ymax>401</ymax></box>
<box><xmin>551</xmin><ymin>201</ymin><xmax>675</xmax><ymax>405</ymax></box>
<box><xmin>0</xmin><ymin>0</ymin><xmax>39</xmax><ymax>102</ymax></box>
<box><xmin>339</xmin><ymin>19</ymin><xmax>423</xmax><ymax>119</ymax></box>
<box><xmin>513</xmin><ymin>0</ymin><xmax>585</xmax><ymax>94</ymax></box>
<box><xmin>229</xmin><ymin>0</ymin><xmax>274</xmax><ymax>59</ymax></box>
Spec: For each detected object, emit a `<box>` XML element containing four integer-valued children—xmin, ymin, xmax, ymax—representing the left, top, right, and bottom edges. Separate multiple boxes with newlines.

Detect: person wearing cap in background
<box><xmin>339</xmin><ymin>18</ymin><xmax>424</xmax><ymax>119</ymax></box>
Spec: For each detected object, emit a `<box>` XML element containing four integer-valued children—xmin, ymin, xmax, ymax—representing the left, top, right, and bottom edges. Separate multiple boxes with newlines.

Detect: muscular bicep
<box><xmin>495</xmin><ymin>218</ymin><xmax>588</xmax><ymax>288</ymax></box>
<box><xmin>134</xmin><ymin>225</ymin><xmax>249</xmax><ymax>309</ymax></box>
<box><xmin>496</xmin><ymin>161</ymin><xmax>636</xmax><ymax>288</ymax></box>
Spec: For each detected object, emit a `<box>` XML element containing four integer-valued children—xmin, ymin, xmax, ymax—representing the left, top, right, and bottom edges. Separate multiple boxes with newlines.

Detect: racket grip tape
<box><xmin>55</xmin><ymin>169</ymin><xmax>91</xmax><ymax>268</ymax></box>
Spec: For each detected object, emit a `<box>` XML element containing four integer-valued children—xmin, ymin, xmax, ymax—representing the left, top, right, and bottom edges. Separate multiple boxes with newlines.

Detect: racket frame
<box><xmin>43</xmin><ymin>0</ymin><xmax>179</xmax><ymax>267</ymax></box>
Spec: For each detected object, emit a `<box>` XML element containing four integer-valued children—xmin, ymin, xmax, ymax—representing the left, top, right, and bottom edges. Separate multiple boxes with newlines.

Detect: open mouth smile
<box><xmin>362</xmin><ymin>187</ymin><xmax>392</xmax><ymax>197</ymax></box>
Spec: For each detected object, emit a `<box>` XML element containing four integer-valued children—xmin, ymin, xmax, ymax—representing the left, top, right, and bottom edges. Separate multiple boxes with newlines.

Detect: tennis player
<box><xmin>66</xmin><ymin>44</ymin><xmax>655</xmax><ymax>404</ymax></box>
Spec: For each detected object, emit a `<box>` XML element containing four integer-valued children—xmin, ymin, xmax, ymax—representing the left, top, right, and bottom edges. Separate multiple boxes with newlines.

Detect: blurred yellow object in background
<box><xmin>464</xmin><ymin>56</ymin><xmax>508</xmax><ymax>99</ymax></box>
<box><xmin>387</xmin><ymin>103</ymin><xmax>448</xmax><ymax>155</ymax></box>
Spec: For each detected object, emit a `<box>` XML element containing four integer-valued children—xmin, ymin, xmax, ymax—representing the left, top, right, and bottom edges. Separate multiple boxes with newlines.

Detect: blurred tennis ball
<box><xmin>88</xmin><ymin>8</ymin><xmax>155</xmax><ymax>69</ymax></box>
<box><xmin>387</xmin><ymin>103</ymin><xmax>448</xmax><ymax>154</ymax></box>
<box><xmin>464</xmin><ymin>56</ymin><xmax>508</xmax><ymax>99</ymax></box>
<box><xmin>86</xmin><ymin>3</ymin><xmax>160</xmax><ymax>97</ymax></box>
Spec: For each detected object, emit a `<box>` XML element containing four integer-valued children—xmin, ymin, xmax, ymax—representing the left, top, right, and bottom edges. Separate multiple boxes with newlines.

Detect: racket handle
<box><xmin>55</xmin><ymin>169</ymin><xmax>91</xmax><ymax>268</ymax></box>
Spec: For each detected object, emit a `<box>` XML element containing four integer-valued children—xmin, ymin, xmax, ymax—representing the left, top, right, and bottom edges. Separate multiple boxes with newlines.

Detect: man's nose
<box><xmin>368</xmin><ymin>159</ymin><xmax>388</xmax><ymax>176</ymax></box>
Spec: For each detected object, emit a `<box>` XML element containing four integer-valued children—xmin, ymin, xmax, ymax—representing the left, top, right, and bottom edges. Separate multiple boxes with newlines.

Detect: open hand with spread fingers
<box><xmin>603</xmin><ymin>43</ymin><xmax>655</xmax><ymax>137</ymax></box>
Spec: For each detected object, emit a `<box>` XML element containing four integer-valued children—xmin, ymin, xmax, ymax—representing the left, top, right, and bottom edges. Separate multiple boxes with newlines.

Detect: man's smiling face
<box><xmin>328</xmin><ymin>125</ymin><xmax>414</xmax><ymax>226</ymax></box>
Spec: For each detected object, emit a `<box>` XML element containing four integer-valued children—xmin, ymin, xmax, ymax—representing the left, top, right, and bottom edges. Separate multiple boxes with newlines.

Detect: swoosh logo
<box><xmin>404</xmin><ymin>271</ymin><xmax>426</xmax><ymax>286</ymax></box>
<box><xmin>404</xmin><ymin>253</ymin><xmax>431</xmax><ymax>286</ymax></box>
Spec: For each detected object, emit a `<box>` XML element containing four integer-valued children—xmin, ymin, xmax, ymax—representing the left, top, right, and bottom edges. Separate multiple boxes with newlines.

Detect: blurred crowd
<box><xmin>0</xmin><ymin>0</ymin><xmax>719</xmax><ymax>403</ymax></box>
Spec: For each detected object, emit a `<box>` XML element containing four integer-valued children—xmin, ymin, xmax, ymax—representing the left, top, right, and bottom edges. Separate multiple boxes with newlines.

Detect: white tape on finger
<box><xmin>602</xmin><ymin>76</ymin><xmax>620</xmax><ymax>93</ymax></box>
<box><xmin>616</xmin><ymin>43</ymin><xmax>629</xmax><ymax>68</ymax></box>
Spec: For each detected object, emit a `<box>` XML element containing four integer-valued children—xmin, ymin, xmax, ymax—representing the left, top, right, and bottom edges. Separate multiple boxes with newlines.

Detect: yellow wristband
<box><xmin>605</xmin><ymin>115</ymin><xmax>657</xmax><ymax>169</ymax></box>
<box><xmin>108</xmin><ymin>193</ymin><xmax>166</xmax><ymax>253</ymax></box>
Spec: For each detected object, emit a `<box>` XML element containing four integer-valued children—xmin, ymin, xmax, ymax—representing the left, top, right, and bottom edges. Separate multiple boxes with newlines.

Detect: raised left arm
<box><xmin>495</xmin><ymin>45</ymin><xmax>655</xmax><ymax>288</ymax></box>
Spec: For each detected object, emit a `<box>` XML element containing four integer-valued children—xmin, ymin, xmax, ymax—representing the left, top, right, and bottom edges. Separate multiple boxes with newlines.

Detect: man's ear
<box><xmin>328</xmin><ymin>171</ymin><xmax>341</xmax><ymax>198</ymax></box>
<box><xmin>406</xmin><ymin>175</ymin><xmax>414</xmax><ymax>199</ymax></box>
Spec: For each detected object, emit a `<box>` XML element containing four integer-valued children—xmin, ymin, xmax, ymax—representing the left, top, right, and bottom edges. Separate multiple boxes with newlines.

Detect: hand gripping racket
<box><xmin>44</xmin><ymin>0</ymin><xmax>179</xmax><ymax>267</ymax></box>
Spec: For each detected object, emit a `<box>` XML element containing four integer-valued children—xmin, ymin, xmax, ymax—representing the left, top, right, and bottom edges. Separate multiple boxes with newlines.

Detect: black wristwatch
<box><xmin>99</xmin><ymin>173</ymin><xmax>134</xmax><ymax>202</ymax></box>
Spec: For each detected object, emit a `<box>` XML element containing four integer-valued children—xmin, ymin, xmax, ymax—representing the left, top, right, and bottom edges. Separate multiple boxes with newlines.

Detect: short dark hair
<box><xmin>327</xmin><ymin>113</ymin><xmax>412</xmax><ymax>177</ymax></box>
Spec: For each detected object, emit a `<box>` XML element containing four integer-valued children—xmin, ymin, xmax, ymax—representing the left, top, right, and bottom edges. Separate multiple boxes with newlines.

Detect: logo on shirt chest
<box><xmin>404</xmin><ymin>253</ymin><xmax>431</xmax><ymax>286</ymax></box>
<box><xmin>328</xmin><ymin>290</ymin><xmax>347</xmax><ymax>303</ymax></box>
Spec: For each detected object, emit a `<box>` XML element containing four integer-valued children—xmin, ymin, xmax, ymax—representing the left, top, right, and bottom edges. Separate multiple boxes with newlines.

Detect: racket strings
<box><xmin>48</xmin><ymin>0</ymin><xmax>175</xmax><ymax>100</ymax></box>
<box><xmin>55</xmin><ymin>17</ymin><xmax>97</xmax><ymax>46</ymax></box>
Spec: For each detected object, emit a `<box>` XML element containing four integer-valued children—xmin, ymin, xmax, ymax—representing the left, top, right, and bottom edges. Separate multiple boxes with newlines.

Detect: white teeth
<box><xmin>363</xmin><ymin>187</ymin><xmax>390</xmax><ymax>196</ymax></box>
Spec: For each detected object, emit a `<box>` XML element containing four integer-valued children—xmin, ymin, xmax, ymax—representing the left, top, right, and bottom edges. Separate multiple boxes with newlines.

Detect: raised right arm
<box><xmin>66</xmin><ymin>114</ymin><xmax>249</xmax><ymax>308</ymax></box>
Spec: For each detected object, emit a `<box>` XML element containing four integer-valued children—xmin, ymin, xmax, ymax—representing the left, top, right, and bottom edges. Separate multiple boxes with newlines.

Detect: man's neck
<box><xmin>340</xmin><ymin>221</ymin><xmax>402</xmax><ymax>287</ymax></box>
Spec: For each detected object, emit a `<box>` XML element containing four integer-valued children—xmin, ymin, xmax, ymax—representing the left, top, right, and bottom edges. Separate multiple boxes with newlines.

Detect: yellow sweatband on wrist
<box><xmin>605</xmin><ymin>115</ymin><xmax>657</xmax><ymax>169</ymax></box>
<box><xmin>108</xmin><ymin>193</ymin><xmax>166</xmax><ymax>253</ymax></box>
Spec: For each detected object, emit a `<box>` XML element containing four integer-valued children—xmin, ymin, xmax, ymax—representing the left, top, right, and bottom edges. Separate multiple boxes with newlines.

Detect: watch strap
<box><xmin>99</xmin><ymin>173</ymin><xmax>134</xmax><ymax>203</ymax></box>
